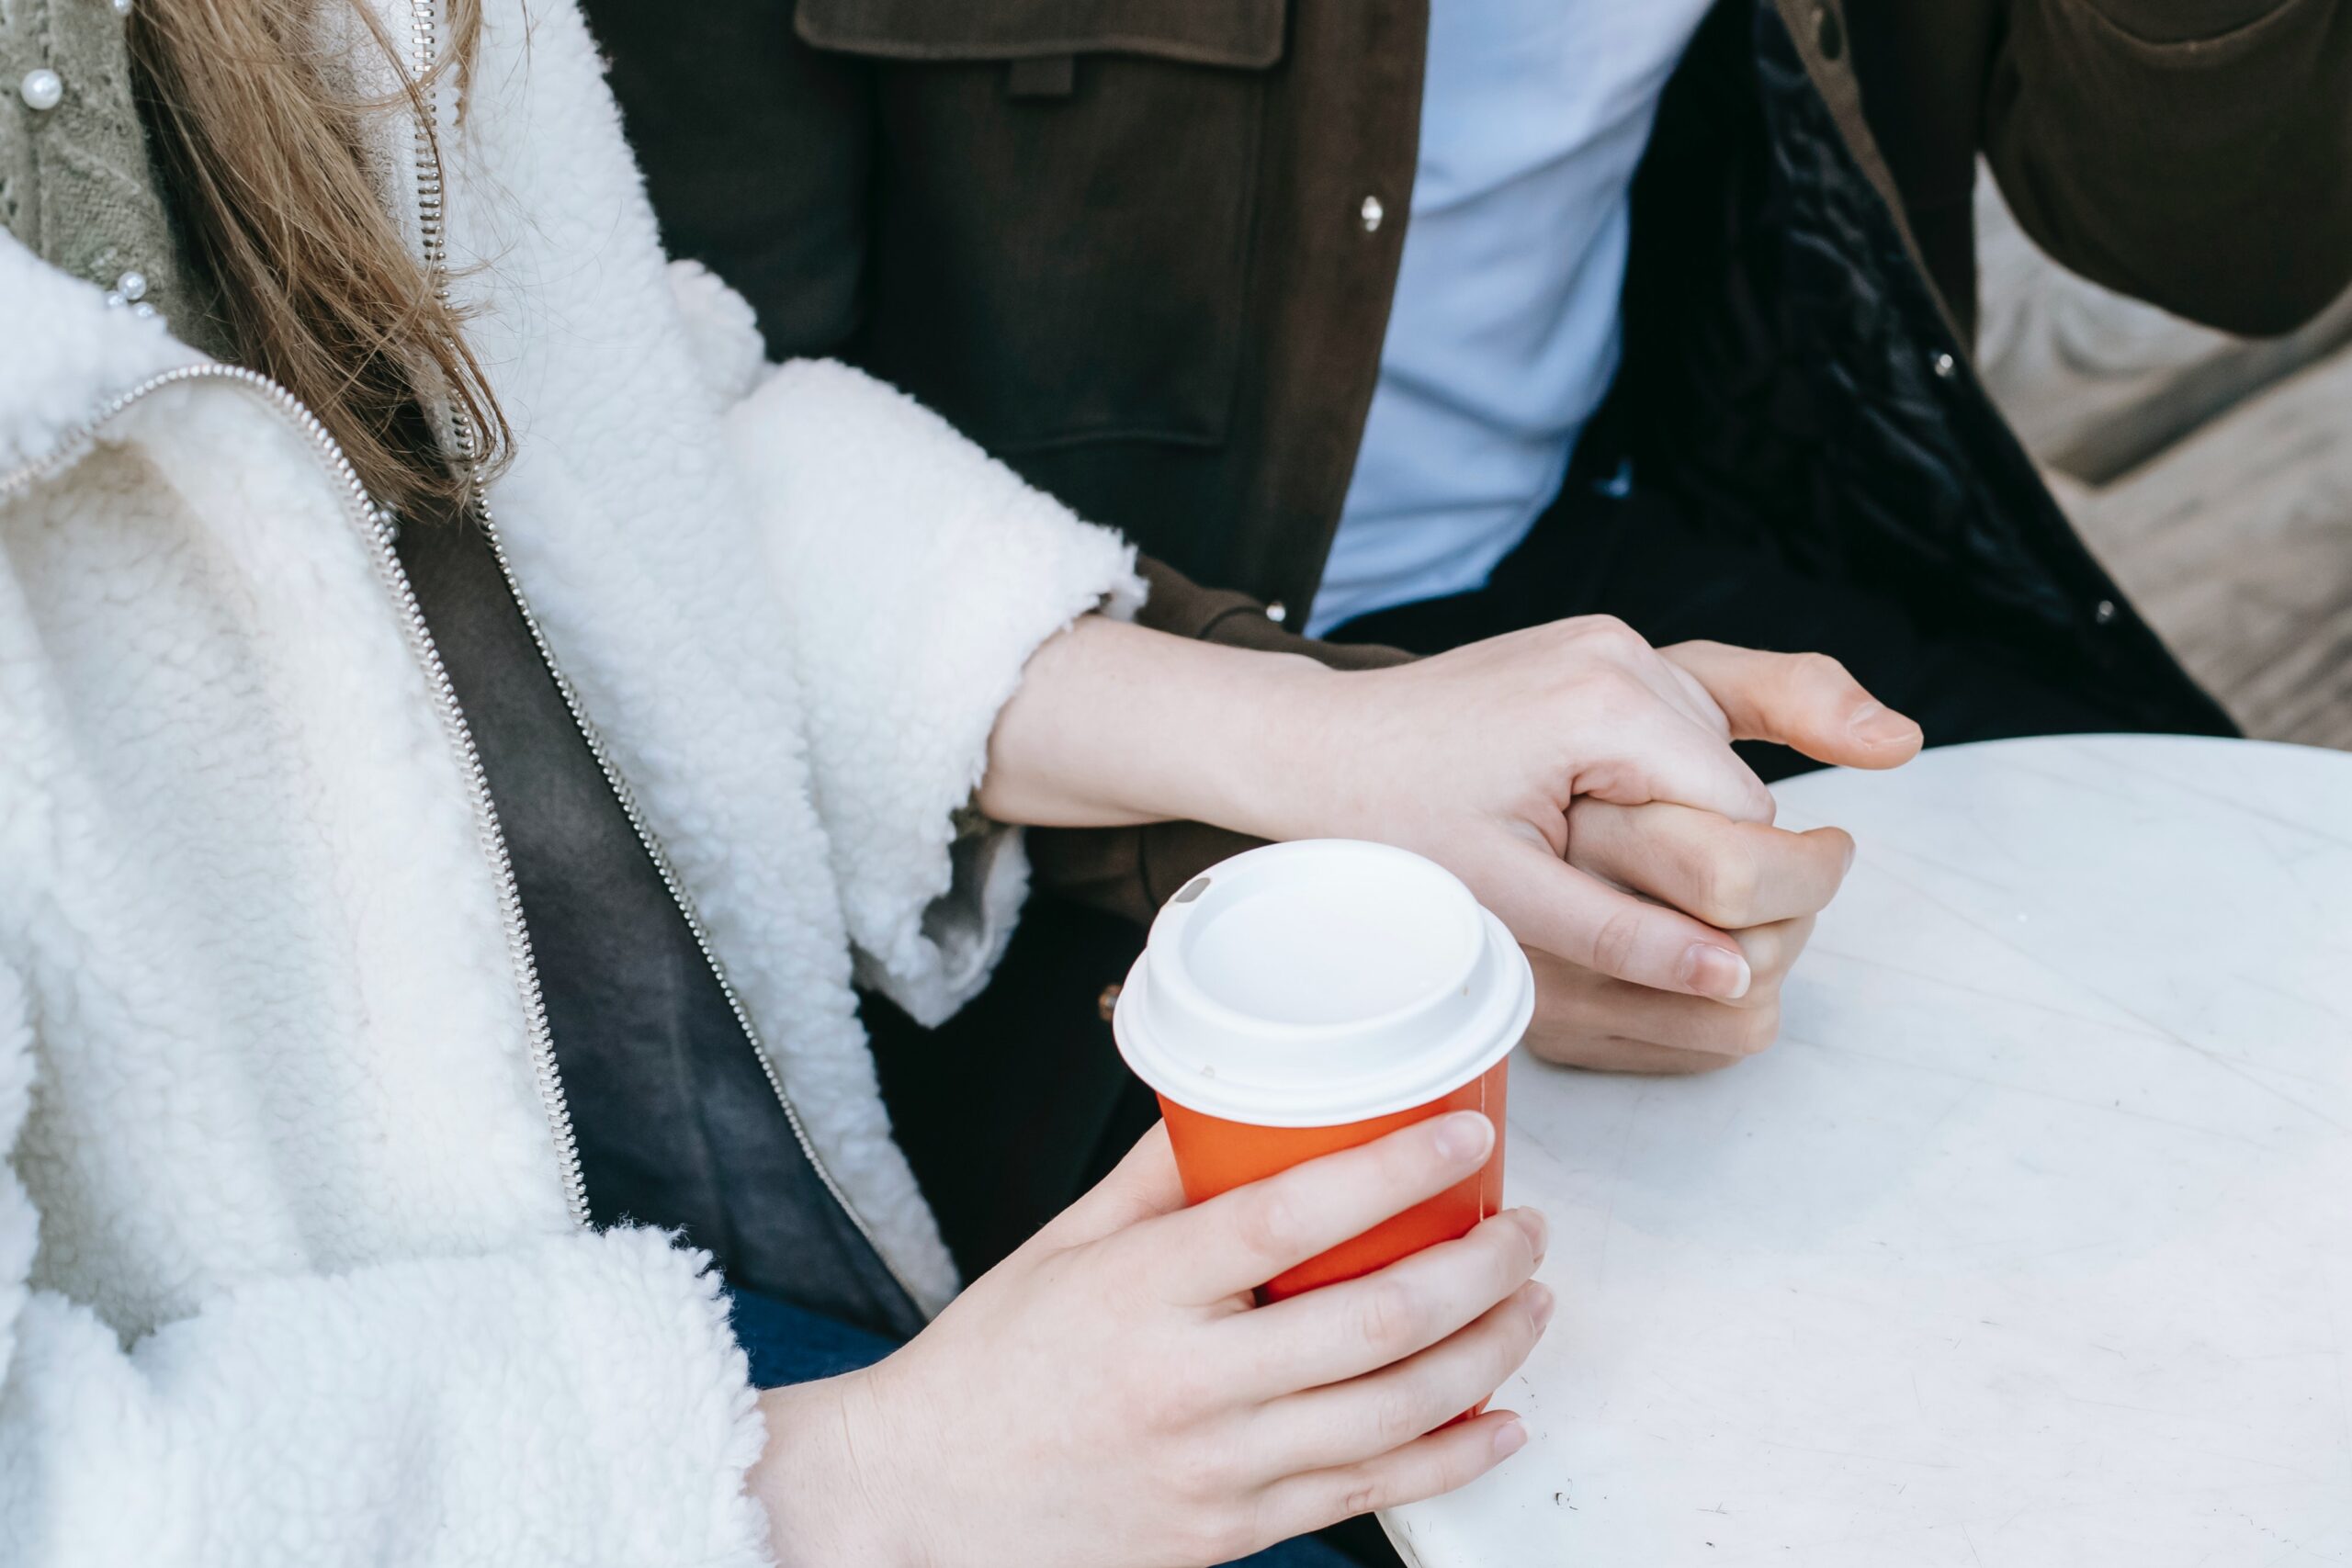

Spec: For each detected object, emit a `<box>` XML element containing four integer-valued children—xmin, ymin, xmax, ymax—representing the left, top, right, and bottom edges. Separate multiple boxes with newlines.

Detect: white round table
<box><xmin>1381</xmin><ymin>736</ymin><xmax>2352</xmax><ymax>1567</ymax></box>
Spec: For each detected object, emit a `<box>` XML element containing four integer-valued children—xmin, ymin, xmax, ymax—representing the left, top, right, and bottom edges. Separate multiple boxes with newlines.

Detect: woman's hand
<box><xmin>750</xmin><ymin>1115</ymin><xmax>1547</xmax><ymax>1568</ymax></box>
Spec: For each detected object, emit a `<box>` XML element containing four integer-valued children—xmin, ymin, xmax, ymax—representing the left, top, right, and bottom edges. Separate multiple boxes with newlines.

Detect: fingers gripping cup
<box><xmin>1113</xmin><ymin>840</ymin><xmax>1534</xmax><ymax>1302</ymax></box>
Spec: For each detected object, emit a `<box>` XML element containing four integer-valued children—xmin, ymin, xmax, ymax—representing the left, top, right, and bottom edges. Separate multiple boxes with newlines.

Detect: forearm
<box><xmin>977</xmin><ymin>615</ymin><xmax>1336</xmax><ymax>834</ymax></box>
<box><xmin>1021</xmin><ymin>558</ymin><xmax>1414</xmax><ymax>924</ymax></box>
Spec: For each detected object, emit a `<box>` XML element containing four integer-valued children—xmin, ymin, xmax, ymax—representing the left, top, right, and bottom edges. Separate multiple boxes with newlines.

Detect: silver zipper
<box><xmin>0</xmin><ymin>360</ymin><xmax>591</xmax><ymax>1226</ymax></box>
<box><xmin>401</xmin><ymin>0</ymin><xmax>922</xmax><ymax>1303</ymax></box>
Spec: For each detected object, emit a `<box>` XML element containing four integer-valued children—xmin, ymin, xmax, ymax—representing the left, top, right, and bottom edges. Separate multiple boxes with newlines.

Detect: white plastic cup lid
<box><xmin>1112</xmin><ymin>840</ymin><xmax>1534</xmax><ymax>1127</ymax></box>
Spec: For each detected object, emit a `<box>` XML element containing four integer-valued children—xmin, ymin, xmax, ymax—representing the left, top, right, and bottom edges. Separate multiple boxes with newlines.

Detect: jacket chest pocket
<box><xmin>797</xmin><ymin>0</ymin><xmax>1287</xmax><ymax>455</ymax></box>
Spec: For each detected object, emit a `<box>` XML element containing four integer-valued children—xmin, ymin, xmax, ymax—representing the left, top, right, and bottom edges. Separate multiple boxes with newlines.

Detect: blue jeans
<box><xmin>727</xmin><ymin>1288</ymin><xmax>1359</xmax><ymax>1568</ymax></box>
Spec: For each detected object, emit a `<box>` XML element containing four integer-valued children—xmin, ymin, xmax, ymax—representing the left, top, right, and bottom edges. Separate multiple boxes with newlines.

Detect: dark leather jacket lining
<box><xmin>398</xmin><ymin>506</ymin><xmax>926</xmax><ymax>1342</ymax></box>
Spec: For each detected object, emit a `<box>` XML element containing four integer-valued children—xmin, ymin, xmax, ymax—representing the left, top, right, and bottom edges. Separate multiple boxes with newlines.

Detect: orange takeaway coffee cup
<box><xmin>1112</xmin><ymin>840</ymin><xmax>1533</xmax><ymax>1303</ymax></box>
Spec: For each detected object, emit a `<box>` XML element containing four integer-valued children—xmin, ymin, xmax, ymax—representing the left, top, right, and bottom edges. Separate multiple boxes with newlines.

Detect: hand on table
<box><xmin>752</xmin><ymin>1116</ymin><xmax>1546</xmax><ymax>1568</ymax></box>
<box><xmin>1276</xmin><ymin>624</ymin><xmax>1917</xmax><ymax>1030</ymax></box>
<box><xmin>1522</xmin><ymin>641</ymin><xmax>1920</xmax><ymax>1072</ymax></box>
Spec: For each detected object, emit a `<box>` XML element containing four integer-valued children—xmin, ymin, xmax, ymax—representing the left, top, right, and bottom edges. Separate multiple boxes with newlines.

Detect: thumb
<box><xmin>1030</xmin><ymin>1122</ymin><xmax>1189</xmax><ymax>1253</ymax></box>
<box><xmin>1661</xmin><ymin>642</ymin><xmax>1922</xmax><ymax>770</ymax></box>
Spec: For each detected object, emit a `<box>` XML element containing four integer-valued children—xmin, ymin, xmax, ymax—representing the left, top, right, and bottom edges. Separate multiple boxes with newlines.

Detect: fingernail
<box><xmin>1524</xmin><ymin>1282</ymin><xmax>1555</xmax><ymax>1330</ymax></box>
<box><xmin>1492</xmin><ymin>1420</ymin><xmax>1528</xmax><ymax>1459</ymax></box>
<box><xmin>1683</xmin><ymin>943</ymin><xmax>1752</xmax><ymax>1000</ymax></box>
<box><xmin>1430</xmin><ymin>1111</ymin><xmax>1495</xmax><ymax>1165</ymax></box>
<box><xmin>1841</xmin><ymin>837</ymin><xmax>1858</xmax><ymax>875</ymax></box>
<box><xmin>1509</xmin><ymin>1207</ymin><xmax>1548</xmax><ymax>1265</ymax></box>
<box><xmin>1848</xmin><ymin>702</ymin><xmax>1921</xmax><ymax>747</ymax></box>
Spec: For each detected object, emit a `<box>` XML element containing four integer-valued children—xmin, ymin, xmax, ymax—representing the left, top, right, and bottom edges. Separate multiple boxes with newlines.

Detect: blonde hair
<box><xmin>130</xmin><ymin>0</ymin><xmax>508</xmax><ymax>519</ymax></box>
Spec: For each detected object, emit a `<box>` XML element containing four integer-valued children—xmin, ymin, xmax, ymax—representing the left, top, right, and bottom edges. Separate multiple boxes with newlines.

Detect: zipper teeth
<box><xmin>398</xmin><ymin>0</ymin><xmax>585</xmax><ymax>1229</ymax></box>
<box><xmin>469</xmin><ymin>509</ymin><xmax>923</xmax><ymax>1304</ymax></box>
<box><xmin>0</xmin><ymin>364</ymin><xmax>346</xmax><ymax>503</ymax></box>
<box><xmin>372</xmin><ymin>491</ymin><xmax>591</xmax><ymax>1229</ymax></box>
<box><xmin>1</xmin><ymin>357</ymin><xmax>589</xmax><ymax>1226</ymax></box>
<box><xmin>401</xmin><ymin>0</ymin><xmax>919</xmax><ymax>1301</ymax></box>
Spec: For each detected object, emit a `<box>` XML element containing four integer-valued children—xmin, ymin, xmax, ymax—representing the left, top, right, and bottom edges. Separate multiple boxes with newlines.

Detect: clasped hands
<box><xmin>984</xmin><ymin>611</ymin><xmax>1923</xmax><ymax>1075</ymax></box>
<box><xmin>1227</xmin><ymin>619</ymin><xmax>1924</xmax><ymax>1074</ymax></box>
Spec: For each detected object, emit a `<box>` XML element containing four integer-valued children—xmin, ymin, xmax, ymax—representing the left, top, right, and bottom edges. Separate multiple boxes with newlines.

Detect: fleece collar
<box><xmin>0</xmin><ymin>235</ymin><xmax>209</xmax><ymax>480</ymax></box>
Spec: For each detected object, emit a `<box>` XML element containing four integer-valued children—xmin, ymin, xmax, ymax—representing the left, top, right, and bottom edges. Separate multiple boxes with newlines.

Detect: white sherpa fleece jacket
<box><xmin>0</xmin><ymin>0</ymin><xmax>1141</xmax><ymax>1561</ymax></box>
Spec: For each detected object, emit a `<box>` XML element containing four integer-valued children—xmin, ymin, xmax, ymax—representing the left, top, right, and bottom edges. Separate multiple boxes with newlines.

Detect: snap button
<box><xmin>1814</xmin><ymin>4</ymin><xmax>1845</xmax><ymax>62</ymax></box>
<box><xmin>1359</xmin><ymin>195</ymin><xmax>1385</xmax><ymax>234</ymax></box>
<box><xmin>19</xmin><ymin>68</ymin><xmax>64</xmax><ymax>112</ymax></box>
<box><xmin>2094</xmin><ymin>599</ymin><xmax>2117</xmax><ymax>626</ymax></box>
<box><xmin>1265</xmin><ymin>600</ymin><xmax>1289</xmax><ymax>625</ymax></box>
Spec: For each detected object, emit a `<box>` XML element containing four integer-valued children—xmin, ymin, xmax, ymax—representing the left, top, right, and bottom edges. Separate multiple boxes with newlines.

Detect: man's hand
<box><xmin>1521</xmin><ymin>641</ymin><xmax>1920</xmax><ymax>1071</ymax></box>
<box><xmin>1526</xmin><ymin>799</ymin><xmax>1845</xmax><ymax>1071</ymax></box>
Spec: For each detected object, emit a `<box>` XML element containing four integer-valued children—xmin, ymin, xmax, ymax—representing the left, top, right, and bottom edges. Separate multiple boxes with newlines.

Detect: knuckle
<box><xmin>1337</xmin><ymin>1476</ymin><xmax>1389</xmax><ymax>1521</ymax></box>
<box><xmin>1744</xmin><ymin>922</ymin><xmax>1801</xmax><ymax>980</ymax></box>
<box><xmin>1234</xmin><ymin>1189</ymin><xmax>1305</xmax><ymax>1264</ymax></box>
<box><xmin>1371</xmin><ymin>1382</ymin><xmax>1432</xmax><ymax>1449</ymax></box>
<box><xmin>1568</xmin><ymin>614</ymin><xmax>1644</xmax><ymax>657</ymax></box>
<box><xmin>1589</xmin><ymin>905</ymin><xmax>1651</xmax><ymax>981</ymax></box>
<box><xmin>1136</xmin><ymin>1361</ymin><xmax>1213</xmax><ymax>1434</ymax></box>
<box><xmin>1698</xmin><ymin>848</ymin><xmax>1763</xmax><ymax>927</ymax></box>
<box><xmin>1354</xmin><ymin>1278</ymin><xmax>1427</xmax><ymax>1358</ymax></box>
<box><xmin>1176</xmin><ymin>1507</ymin><xmax>1255</xmax><ymax>1568</ymax></box>
<box><xmin>1585</xmin><ymin>664</ymin><xmax>1652</xmax><ymax>717</ymax></box>
<box><xmin>1163</xmin><ymin>1440</ymin><xmax>1236</xmax><ymax>1507</ymax></box>
<box><xmin>1791</xmin><ymin>650</ymin><xmax>1853</xmax><ymax>691</ymax></box>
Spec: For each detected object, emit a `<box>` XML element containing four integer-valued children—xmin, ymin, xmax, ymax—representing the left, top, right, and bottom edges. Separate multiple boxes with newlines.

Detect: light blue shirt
<box><xmin>1307</xmin><ymin>0</ymin><xmax>1718</xmax><ymax>636</ymax></box>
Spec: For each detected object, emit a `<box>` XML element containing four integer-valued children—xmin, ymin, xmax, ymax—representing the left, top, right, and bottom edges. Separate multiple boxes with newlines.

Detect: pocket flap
<box><xmin>796</xmin><ymin>0</ymin><xmax>1286</xmax><ymax>69</ymax></box>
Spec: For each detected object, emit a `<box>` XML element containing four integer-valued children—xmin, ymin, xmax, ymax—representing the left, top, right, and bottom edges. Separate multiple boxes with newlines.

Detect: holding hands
<box><xmin>1527</xmin><ymin>639</ymin><xmax>1922</xmax><ymax>1070</ymax></box>
<box><xmin>986</xmin><ymin>613</ymin><xmax>1920</xmax><ymax>1073</ymax></box>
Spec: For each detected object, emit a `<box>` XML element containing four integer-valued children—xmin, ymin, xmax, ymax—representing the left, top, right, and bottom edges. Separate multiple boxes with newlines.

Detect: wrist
<box><xmin>1186</xmin><ymin>649</ymin><xmax>1353</xmax><ymax>844</ymax></box>
<box><xmin>749</xmin><ymin>1371</ymin><xmax>929</xmax><ymax>1568</ymax></box>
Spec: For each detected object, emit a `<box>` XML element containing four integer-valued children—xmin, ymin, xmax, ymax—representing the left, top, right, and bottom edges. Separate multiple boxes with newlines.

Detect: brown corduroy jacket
<box><xmin>594</xmin><ymin>0</ymin><xmax>2352</xmax><ymax>920</ymax></box>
